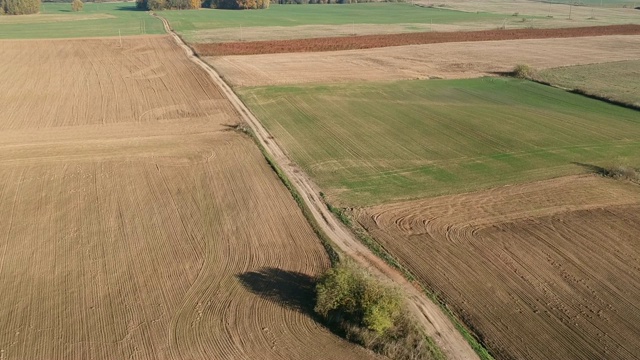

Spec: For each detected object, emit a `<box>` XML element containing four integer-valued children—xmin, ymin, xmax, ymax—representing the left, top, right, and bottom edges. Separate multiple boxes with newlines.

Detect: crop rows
<box><xmin>0</xmin><ymin>36</ymin><xmax>374</xmax><ymax>360</ymax></box>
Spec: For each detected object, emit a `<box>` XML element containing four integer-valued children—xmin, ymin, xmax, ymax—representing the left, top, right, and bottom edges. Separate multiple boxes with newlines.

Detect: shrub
<box><xmin>316</xmin><ymin>263</ymin><xmax>403</xmax><ymax>334</ymax></box>
<box><xmin>512</xmin><ymin>64</ymin><xmax>534</xmax><ymax>79</ymax></box>
<box><xmin>2</xmin><ymin>0</ymin><xmax>40</xmax><ymax>15</ymax></box>
<box><xmin>71</xmin><ymin>0</ymin><xmax>83</xmax><ymax>11</ymax></box>
<box><xmin>315</xmin><ymin>262</ymin><xmax>443</xmax><ymax>359</ymax></box>
<box><xmin>601</xmin><ymin>165</ymin><xmax>639</xmax><ymax>182</ymax></box>
<box><xmin>146</xmin><ymin>0</ymin><xmax>165</xmax><ymax>10</ymax></box>
<box><xmin>211</xmin><ymin>0</ymin><xmax>268</xmax><ymax>8</ymax></box>
<box><xmin>138</xmin><ymin>0</ymin><xmax>202</xmax><ymax>10</ymax></box>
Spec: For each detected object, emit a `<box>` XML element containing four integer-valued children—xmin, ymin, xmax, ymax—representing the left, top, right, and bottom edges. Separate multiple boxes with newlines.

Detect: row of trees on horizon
<box><xmin>136</xmin><ymin>0</ymin><xmax>270</xmax><ymax>10</ymax></box>
<box><xmin>1</xmin><ymin>0</ymin><xmax>386</xmax><ymax>14</ymax></box>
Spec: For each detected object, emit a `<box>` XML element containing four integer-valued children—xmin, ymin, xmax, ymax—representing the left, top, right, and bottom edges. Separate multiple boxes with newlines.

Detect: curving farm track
<box><xmin>357</xmin><ymin>175</ymin><xmax>640</xmax><ymax>360</ymax></box>
<box><xmin>155</xmin><ymin>14</ymin><xmax>480</xmax><ymax>360</ymax></box>
<box><xmin>0</xmin><ymin>36</ymin><xmax>377</xmax><ymax>359</ymax></box>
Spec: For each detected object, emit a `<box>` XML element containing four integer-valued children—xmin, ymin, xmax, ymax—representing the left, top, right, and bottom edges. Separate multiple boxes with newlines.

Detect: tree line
<box><xmin>136</xmin><ymin>0</ymin><xmax>269</xmax><ymax>10</ymax></box>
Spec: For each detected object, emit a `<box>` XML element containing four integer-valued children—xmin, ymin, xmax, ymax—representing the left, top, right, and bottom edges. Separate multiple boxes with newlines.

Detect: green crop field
<box><xmin>239</xmin><ymin>78</ymin><xmax>640</xmax><ymax>206</ymax></box>
<box><xmin>161</xmin><ymin>3</ymin><xmax>504</xmax><ymax>38</ymax></box>
<box><xmin>0</xmin><ymin>2</ymin><xmax>164</xmax><ymax>39</ymax></box>
<box><xmin>535</xmin><ymin>60</ymin><xmax>640</xmax><ymax>107</ymax></box>
<box><xmin>162</xmin><ymin>3</ymin><xmax>502</xmax><ymax>30</ymax></box>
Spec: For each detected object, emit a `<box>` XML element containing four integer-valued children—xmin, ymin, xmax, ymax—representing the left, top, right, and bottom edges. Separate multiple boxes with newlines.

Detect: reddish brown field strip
<box><xmin>193</xmin><ymin>24</ymin><xmax>640</xmax><ymax>56</ymax></box>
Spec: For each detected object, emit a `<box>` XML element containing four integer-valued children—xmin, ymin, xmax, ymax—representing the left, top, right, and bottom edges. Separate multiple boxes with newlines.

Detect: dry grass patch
<box><xmin>534</xmin><ymin>59</ymin><xmax>640</xmax><ymax>107</ymax></box>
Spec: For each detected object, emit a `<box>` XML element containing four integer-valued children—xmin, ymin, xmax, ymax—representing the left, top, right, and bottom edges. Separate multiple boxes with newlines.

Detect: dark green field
<box><xmin>162</xmin><ymin>3</ymin><xmax>502</xmax><ymax>31</ymax></box>
<box><xmin>161</xmin><ymin>3</ymin><xmax>507</xmax><ymax>42</ymax></box>
<box><xmin>239</xmin><ymin>78</ymin><xmax>640</xmax><ymax>206</ymax></box>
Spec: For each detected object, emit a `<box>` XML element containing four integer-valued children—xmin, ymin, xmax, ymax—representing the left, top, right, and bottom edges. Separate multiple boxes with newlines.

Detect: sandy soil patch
<box><xmin>356</xmin><ymin>175</ymin><xmax>640</xmax><ymax>360</ymax></box>
<box><xmin>0</xmin><ymin>36</ymin><xmax>377</xmax><ymax>360</ymax></box>
<box><xmin>210</xmin><ymin>34</ymin><xmax>640</xmax><ymax>86</ymax></box>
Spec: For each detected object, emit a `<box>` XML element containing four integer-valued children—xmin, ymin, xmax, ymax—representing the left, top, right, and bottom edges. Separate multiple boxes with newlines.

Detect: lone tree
<box><xmin>71</xmin><ymin>0</ymin><xmax>83</xmax><ymax>12</ymax></box>
<box><xmin>1</xmin><ymin>0</ymin><xmax>41</xmax><ymax>14</ymax></box>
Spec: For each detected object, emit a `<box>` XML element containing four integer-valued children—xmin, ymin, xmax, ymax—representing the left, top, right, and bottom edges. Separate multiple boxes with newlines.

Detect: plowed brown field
<box><xmin>210</xmin><ymin>35</ymin><xmax>640</xmax><ymax>86</ymax></box>
<box><xmin>193</xmin><ymin>24</ymin><xmax>640</xmax><ymax>56</ymax></box>
<box><xmin>0</xmin><ymin>36</ymin><xmax>376</xmax><ymax>360</ymax></box>
<box><xmin>356</xmin><ymin>175</ymin><xmax>640</xmax><ymax>360</ymax></box>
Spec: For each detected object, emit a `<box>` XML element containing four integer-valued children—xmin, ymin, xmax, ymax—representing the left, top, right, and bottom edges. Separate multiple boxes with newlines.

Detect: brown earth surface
<box><xmin>0</xmin><ymin>36</ymin><xmax>378</xmax><ymax>360</ymax></box>
<box><xmin>209</xmin><ymin>34</ymin><xmax>640</xmax><ymax>86</ymax></box>
<box><xmin>157</xmin><ymin>14</ymin><xmax>481</xmax><ymax>360</ymax></box>
<box><xmin>193</xmin><ymin>24</ymin><xmax>640</xmax><ymax>56</ymax></box>
<box><xmin>356</xmin><ymin>175</ymin><xmax>640</xmax><ymax>360</ymax></box>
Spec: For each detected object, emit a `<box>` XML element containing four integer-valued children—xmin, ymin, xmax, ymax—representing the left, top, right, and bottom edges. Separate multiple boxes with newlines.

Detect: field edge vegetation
<box><xmin>321</xmin><ymin>197</ymin><xmax>496</xmax><ymax>360</ymax></box>
<box><xmin>528</xmin><ymin>60</ymin><xmax>640</xmax><ymax>110</ymax></box>
<box><xmin>235</xmin><ymin>124</ymin><xmax>450</xmax><ymax>360</ymax></box>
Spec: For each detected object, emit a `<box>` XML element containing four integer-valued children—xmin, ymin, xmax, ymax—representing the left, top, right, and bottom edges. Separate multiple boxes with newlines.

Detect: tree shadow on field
<box><xmin>115</xmin><ymin>5</ymin><xmax>144</xmax><ymax>11</ymax></box>
<box><xmin>237</xmin><ymin>267</ymin><xmax>318</xmax><ymax>317</ymax></box>
<box><xmin>572</xmin><ymin>162</ymin><xmax>609</xmax><ymax>176</ymax></box>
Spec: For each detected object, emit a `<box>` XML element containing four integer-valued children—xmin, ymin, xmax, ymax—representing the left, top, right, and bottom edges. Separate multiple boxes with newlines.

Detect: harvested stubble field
<box><xmin>193</xmin><ymin>24</ymin><xmax>640</xmax><ymax>56</ymax></box>
<box><xmin>355</xmin><ymin>175</ymin><xmax>640</xmax><ymax>360</ymax></box>
<box><xmin>0</xmin><ymin>36</ymin><xmax>376</xmax><ymax>359</ymax></box>
<box><xmin>535</xmin><ymin>59</ymin><xmax>640</xmax><ymax>107</ymax></box>
<box><xmin>238</xmin><ymin>78</ymin><xmax>640</xmax><ymax>206</ymax></box>
<box><xmin>211</xmin><ymin>35</ymin><xmax>640</xmax><ymax>86</ymax></box>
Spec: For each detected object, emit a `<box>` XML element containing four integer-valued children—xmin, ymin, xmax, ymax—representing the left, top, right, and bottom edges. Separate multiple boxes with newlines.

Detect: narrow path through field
<box><xmin>154</xmin><ymin>13</ymin><xmax>480</xmax><ymax>360</ymax></box>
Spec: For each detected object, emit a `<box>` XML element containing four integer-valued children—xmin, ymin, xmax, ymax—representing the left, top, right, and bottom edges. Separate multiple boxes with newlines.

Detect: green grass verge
<box><xmin>160</xmin><ymin>3</ymin><xmax>503</xmax><ymax>32</ymax></box>
<box><xmin>238</xmin><ymin>77</ymin><xmax>640</xmax><ymax>207</ymax></box>
<box><xmin>240</xmin><ymin>125</ymin><xmax>447</xmax><ymax>359</ymax></box>
<box><xmin>534</xmin><ymin>60</ymin><xmax>640</xmax><ymax>109</ymax></box>
<box><xmin>0</xmin><ymin>2</ymin><xmax>164</xmax><ymax>39</ymax></box>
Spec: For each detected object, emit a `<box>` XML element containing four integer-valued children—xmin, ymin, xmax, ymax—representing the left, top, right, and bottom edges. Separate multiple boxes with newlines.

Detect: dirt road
<box><xmin>155</xmin><ymin>13</ymin><xmax>481</xmax><ymax>360</ymax></box>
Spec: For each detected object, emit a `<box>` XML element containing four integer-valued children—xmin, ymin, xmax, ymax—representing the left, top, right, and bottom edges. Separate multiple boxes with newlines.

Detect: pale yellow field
<box><xmin>0</xmin><ymin>36</ymin><xmax>377</xmax><ymax>360</ymax></box>
<box><xmin>210</xmin><ymin>35</ymin><xmax>640</xmax><ymax>86</ymax></box>
<box><xmin>428</xmin><ymin>0</ymin><xmax>640</xmax><ymax>28</ymax></box>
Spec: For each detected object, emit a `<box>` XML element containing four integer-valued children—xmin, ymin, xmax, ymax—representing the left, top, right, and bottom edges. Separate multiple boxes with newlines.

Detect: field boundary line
<box><xmin>153</xmin><ymin>12</ymin><xmax>480</xmax><ymax>360</ymax></box>
<box><xmin>525</xmin><ymin>77</ymin><xmax>640</xmax><ymax>111</ymax></box>
<box><xmin>192</xmin><ymin>24</ymin><xmax>640</xmax><ymax>56</ymax></box>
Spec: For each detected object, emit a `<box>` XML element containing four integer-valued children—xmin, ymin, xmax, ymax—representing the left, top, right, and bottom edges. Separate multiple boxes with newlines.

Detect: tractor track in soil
<box><xmin>154</xmin><ymin>12</ymin><xmax>481</xmax><ymax>360</ymax></box>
